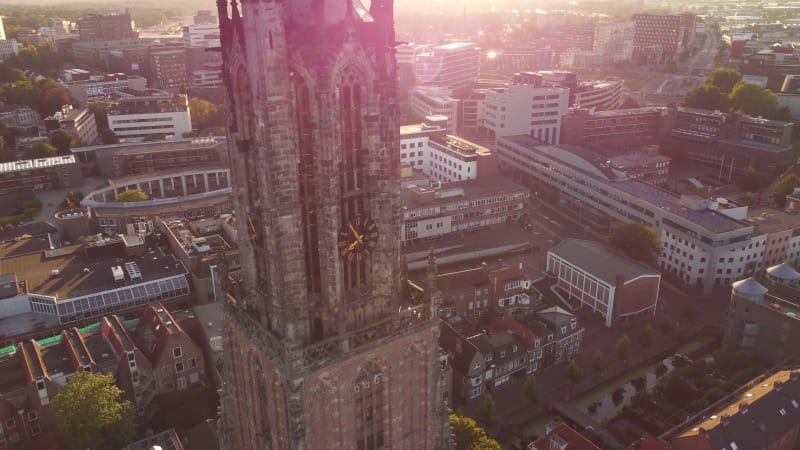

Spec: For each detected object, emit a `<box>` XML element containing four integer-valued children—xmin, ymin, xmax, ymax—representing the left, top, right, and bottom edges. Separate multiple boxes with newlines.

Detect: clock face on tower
<box><xmin>338</xmin><ymin>215</ymin><xmax>378</xmax><ymax>262</ymax></box>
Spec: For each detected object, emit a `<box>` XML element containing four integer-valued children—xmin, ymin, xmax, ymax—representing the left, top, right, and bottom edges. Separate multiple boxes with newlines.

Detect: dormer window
<box><xmin>561</xmin><ymin>326</ymin><xmax>567</xmax><ymax>334</ymax></box>
<box><xmin>473</xmin><ymin>362</ymin><xmax>480</xmax><ymax>370</ymax></box>
<box><xmin>485</xmin><ymin>353</ymin><xmax>492</xmax><ymax>362</ymax></box>
<box><xmin>571</xmin><ymin>322</ymin><xmax>576</xmax><ymax>330</ymax></box>
<box><xmin>500</xmin><ymin>351</ymin><xmax>506</xmax><ymax>358</ymax></box>
<box><xmin>35</xmin><ymin>380</ymin><xmax>45</xmax><ymax>391</ymax></box>
<box><xmin>547</xmin><ymin>334</ymin><xmax>554</xmax><ymax>342</ymax></box>
<box><xmin>512</xmin><ymin>345</ymin><xmax>518</xmax><ymax>353</ymax></box>
<box><xmin>173</xmin><ymin>347</ymin><xmax>182</xmax><ymax>359</ymax></box>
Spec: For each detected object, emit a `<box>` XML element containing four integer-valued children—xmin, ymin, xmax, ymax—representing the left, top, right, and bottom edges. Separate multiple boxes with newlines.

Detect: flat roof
<box><xmin>400</xmin><ymin>176</ymin><xmax>528</xmax><ymax>210</ymax></box>
<box><xmin>548</xmin><ymin>239</ymin><xmax>660</xmax><ymax>285</ymax></box>
<box><xmin>71</xmin><ymin>137</ymin><xmax>223</xmax><ymax>155</ymax></box>
<box><xmin>500</xmin><ymin>135</ymin><xmax>750</xmax><ymax>234</ymax></box>
<box><xmin>4</xmin><ymin>242</ymin><xmax>187</xmax><ymax>301</ymax></box>
<box><xmin>0</xmin><ymin>155</ymin><xmax>77</xmax><ymax>174</ymax></box>
<box><xmin>578</xmin><ymin>106</ymin><xmax>665</xmax><ymax>117</ymax></box>
<box><xmin>745</xmin><ymin>206</ymin><xmax>800</xmax><ymax>234</ymax></box>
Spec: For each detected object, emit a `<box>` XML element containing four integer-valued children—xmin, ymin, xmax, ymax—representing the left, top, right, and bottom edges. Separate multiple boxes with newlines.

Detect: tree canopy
<box><xmin>477</xmin><ymin>394</ymin><xmax>497</xmax><ymax>426</ymax></box>
<box><xmin>450</xmin><ymin>414</ymin><xmax>502</xmax><ymax>450</ymax></box>
<box><xmin>681</xmin><ymin>85</ymin><xmax>730</xmax><ymax>112</ymax></box>
<box><xmin>566</xmin><ymin>359</ymin><xmax>583</xmax><ymax>383</ymax></box>
<box><xmin>616</xmin><ymin>334</ymin><xmax>630</xmax><ymax>363</ymax></box>
<box><xmin>729</xmin><ymin>81</ymin><xmax>778</xmax><ymax>118</ymax></box>
<box><xmin>116</xmin><ymin>188</ymin><xmax>150</xmax><ymax>202</ymax></box>
<box><xmin>705</xmin><ymin>68</ymin><xmax>742</xmax><ymax>94</ymax></box>
<box><xmin>609</xmin><ymin>222</ymin><xmax>661</xmax><ymax>264</ymax></box>
<box><xmin>638</xmin><ymin>323</ymin><xmax>655</xmax><ymax>348</ymax></box>
<box><xmin>524</xmin><ymin>375</ymin><xmax>540</xmax><ymax>405</ymax></box>
<box><xmin>592</xmin><ymin>350</ymin><xmax>607</xmax><ymax>373</ymax></box>
<box><xmin>24</xmin><ymin>142</ymin><xmax>56</xmax><ymax>159</ymax></box>
<box><xmin>52</xmin><ymin>371</ymin><xmax>135</xmax><ymax>450</ymax></box>
<box><xmin>189</xmin><ymin>97</ymin><xmax>225</xmax><ymax>130</ymax></box>
<box><xmin>49</xmin><ymin>129</ymin><xmax>76</xmax><ymax>154</ymax></box>
<box><xmin>772</xmin><ymin>174</ymin><xmax>800</xmax><ymax>209</ymax></box>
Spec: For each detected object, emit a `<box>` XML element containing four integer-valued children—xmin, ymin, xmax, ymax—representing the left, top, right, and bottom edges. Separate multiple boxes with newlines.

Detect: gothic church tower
<box><xmin>216</xmin><ymin>1</ymin><xmax>448</xmax><ymax>448</ymax></box>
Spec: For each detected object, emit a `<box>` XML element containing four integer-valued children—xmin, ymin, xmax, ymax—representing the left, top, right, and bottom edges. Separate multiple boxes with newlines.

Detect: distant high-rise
<box><xmin>0</xmin><ymin>16</ymin><xmax>6</xmax><ymax>41</ymax></box>
<box><xmin>632</xmin><ymin>13</ymin><xmax>681</xmax><ymax>64</ymax></box>
<box><xmin>415</xmin><ymin>42</ymin><xmax>481</xmax><ymax>89</ymax></box>
<box><xmin>77</xmin><ymin>12</ymin><xmax>137</xmax><ymax>41</ymax></box>
<box><xmin>217</xmin><ymin>0</ymin><xmax>449</xmax><ymax>449</ymax></box>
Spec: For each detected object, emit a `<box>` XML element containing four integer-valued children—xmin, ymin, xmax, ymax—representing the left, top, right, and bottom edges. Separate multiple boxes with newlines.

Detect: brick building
<box><xmin>0</xmin><ymin>155</ymin><xmax>82</xmax><ymax>195</ymax></box>
<box><xmin>76</xmin><ymin>12</ymin><xmax>137</xmax><ymax>41</ymax></box>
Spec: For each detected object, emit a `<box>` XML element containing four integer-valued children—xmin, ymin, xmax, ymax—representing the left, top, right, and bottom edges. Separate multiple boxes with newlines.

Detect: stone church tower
<box><xmin>216</xmin><ymin>1</ymin><xmax>448</xmax><ymax>448</ymax></box>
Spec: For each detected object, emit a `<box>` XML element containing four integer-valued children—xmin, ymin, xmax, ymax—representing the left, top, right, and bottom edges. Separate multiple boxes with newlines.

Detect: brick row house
<box><xmin>437</xmin><ymin>262</ymin><xmax>536</xmax><ymax>320</ymax></box>
<box><xmin>0</xmin><ymin>302</ymin><xmax>206</xmax><ymax>449</ymax></box>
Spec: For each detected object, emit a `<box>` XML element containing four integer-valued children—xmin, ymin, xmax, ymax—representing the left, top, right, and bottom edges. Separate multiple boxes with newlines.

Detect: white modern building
<box><xmin>400</xmin><ymin>121</ymin><xmax>497</xmax><ymax>184</ymax></box>
<box><xmin>414</xmin><ymin>42</ymin><xmax>480</xmax><ymax>89</ymax></box>
<box><xmin>62</xmin><ymin>73</ymin><xmax>148</xmax><ymax>104</ymax></box>
<box><xmin>573</xmin><ymin>79</ymin><xmax>624</xmax><ymax>110</ymax></box>
<box><xmin>0</xmin><ymin>16</ymin><xmax>5</xmax><ymax>41</ymax></box>
<box><xmin>0</xmin><ymin>39</ymin><xmax>19</xmax><ymax>60</ymax></box>
<box><xmin>409</xmin><ymin>86</ymin><xmax>460</xmax><ymax>132</ymax></box>
<box><xmin>182</xmin><ymin>23</ymin><xmax>220</xmax><ymax>49</ymax></box>
<box><xmin>108</xmin><ymin>91</ymin><xmax>192</xmax><ymax>140</ymax></box>
<box><xmin>497</xmin><ymin>134</ymin><xmax>800</xmax><ymax>293</ymax></box>
<box><xmin>484</xmin><ymin>84</ymin><xmax>569</xmax><ymax>144</ymax></box>
<box><xmin>396</xmin><ymin>43</ymin><xmax>427</xmax><ymax>67</ymax></box>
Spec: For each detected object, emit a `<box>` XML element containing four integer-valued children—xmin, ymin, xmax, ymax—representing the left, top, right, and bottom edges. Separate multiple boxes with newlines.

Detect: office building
<box><xmin>0</xmin><ymin>39</ymin><xmax>18</xmax><ymax>60</ymax></box>
<box><xmin>484</xmin><ymin>83</ymin><xmax>570</xmax><ymax>143</ymax></box>
<box><xmin>77</xmin><ymin>13</ymin><xmax>137</xmax><ymax>41</ymax></box>
<box><xmin>561</xmin><ymin>106</ymin><xmax>669</xmax><ymax>151</ymax></box>
<box><xmin>633</xmin><ymin>13</ymin><xmax>682</xmax><ymax>64</ymax></box>
<box><xmin>61</xmin><ymin>72</ymin><xmax>148</xmax><ymax>104</ymax></box>
<box><xmin>182</xmin><ymin>23</ymin><xmax>220</xmax><ymax>49</ymax></box>
<box><xmin>513</xmin><ymin>70</ymin><xmax>624</xmax><ymax>111</ymax></box>
<box><xmin>148</xmin><ymin>44</ymin><xmax>188</xmax><ymax>92</ymax></box>
<box><xmin>497</xmin><ymin>134</ymin><xmax>786</xmax><ymax>293</ymax></box>
<box><xmin>547</xmin><ymin>239</ymin><xmax>661</xmax><ymax>327</ymax></box>
<box><xmin>400</xmin><ymin>122</ymin><xmax>498</xmax><ymax>183</ymax></box>
<box><xmin>107</xmin><ymin>90</ymin><xmax>192</xmax><ymax>140</ymax></box>
<box><xmin>415</xmin><ymin>42</ymin><xmax>481</xmax><ymax>89</ymax></box>
<box><xmin>217</xmin><ymin>1</ymin><xmax>448</xmax><ymax>448</ymax></box>
<box><xmin>0</xmin><ymin>155</ymin><xmax>82</xmax><ymax>195</ymax></box>
<box><xmin>44</xmin><ymin>105</ymin><xmax>99</xmax><ymax>145</ymax></box>
<box><xmin>409</xmin><ymin>86</ymin><xmax>460</xmax><ymax>132</ymax></box>
<box><xmin>594</xmin><ymin>21</ymin><xmax>634</xmax><ymax>62</ymax></box>
<box><xmin>401</xmin><ymin>176</ymin><xmax>529</xmax><ymax>242</ymax></box>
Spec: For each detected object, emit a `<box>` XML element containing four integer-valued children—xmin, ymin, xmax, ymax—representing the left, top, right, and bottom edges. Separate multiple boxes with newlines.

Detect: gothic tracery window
<box><xmin>354</xmin><ymin>362</ymin><xmax>385</xmax><ymax>450</ymax></box>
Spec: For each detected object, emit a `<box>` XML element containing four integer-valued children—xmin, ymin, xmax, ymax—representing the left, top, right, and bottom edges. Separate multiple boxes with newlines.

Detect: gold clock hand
<box><xmin>348</xmin><ymin>223</ymin><xmax>364</xmax><ymax>244</ymax></box>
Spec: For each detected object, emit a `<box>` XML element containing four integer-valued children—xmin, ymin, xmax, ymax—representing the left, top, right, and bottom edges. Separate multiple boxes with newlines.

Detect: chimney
<box><xmin>774</xmin><ymin>380</ymin><xmax>783</xmax><ymax>391</ymax></box>
<box><xmin>739</xmin><ymin>402</ymin><xmax>749</xmax><ymax>414</ymax></box>
<box><xmin>720</xmin><ymin>414</ymin><xmax>730</xmax><ymax>426</ymax></box>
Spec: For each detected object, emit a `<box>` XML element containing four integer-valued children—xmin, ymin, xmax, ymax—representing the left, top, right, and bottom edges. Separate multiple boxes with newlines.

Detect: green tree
<box><xmin>736</xmin><ymin>165</ymin><xmax>760</xmax><ymax>192</ymax></box>
<box><xmin>116</xmin><ymin>188</ymin><xmax>150</xmax><ymax>202</ymax></box>
<box><xmin>476</xmin><ymin>394</ymin><xmax>497</xmax><ymax>426</ymax></box>
<box><xmin>100</xmin><ymin>128</ymin><xmax>119</xmax><ymax>145</ymax></box>
<box><xmin>189</xmin><ymin>97</ymin><xmax>224</xmax><ymax>130</ymax></box>
<box><xmin>680</xmin><ymin>304</ymin><xmax>697</xmax><ymax>325</ymax></box>
<box><xmin>742</xmin><ymin>191</ymin><xmax>755</xmax><ymax>206</ymax></box>
<box><xmin>25</xmin><ymin>142</ymin><xmax>56</xmax><ymax>159</ymax></box>
<box><xmin>87</xmin><ymin>100</ymin><xmax>109</xmax><ymax>130</ymax></box>
<box><xmin>52</xmin><ymin>371</ymin><xmax>135</xmax><ymax>450</ymax></box>
<box><xmin>524</xmin><ymin>375</ymin><xmax>540</xmax><ymax>405</ymax></box>
<box><xmin>49</xmin><ymin>129</ymin><xmax>75</xmax><ymax>154</ymax></box>
<box><xmin>705</xmin><ymin>67</ymin><xmax>742</xmax><ymax>94</ymax></box>
<box><xmin>658</xmin><ymin>317</ymin><xmax>674</xmax><ymax>337</ymax></box>
<box><xmin>638</xmin><ymin>323</ymin><xmax>655</xmax><ymax>348</ymax></box>
<box><xmin>35</xmin><ymin>79</ymin><xmax>71</xmax><ymax>117</ymax></box>
<box><xmin>729</xmin><ymin>81</ymin><xmax>778</xmax><ymax>118</ymax></box>
<box><xmin>682</xmin><ymin>85</ymin><xmax>730</xmax><ymax>112</ymax></box>
<box><xmin>450</xmin><ymin>414</ymin><xmax>502</xmax><ymax>450</ymax></box>
<box><xmin>592</xmin><ymin>349</ymin><xmax>607</xmax><ymax>373</ymax></box>
<box><xmin>772</xmin><ymin>174</ymin><xmax>800</xmax><ymax>208</ymax></box>
<box><xmin>566</xmin><ymin>359</ymin><xmax>583</xmax><ymax>383</ymax></box>
<box><xmin>616</xmin><ymin>334</ymin><xmax>630</xmax><ymax>363</ymax></box>
<box><xmin>609</xmin><ymin>222</ymin><xmax>661</xmax><ymax>264</ymax></box>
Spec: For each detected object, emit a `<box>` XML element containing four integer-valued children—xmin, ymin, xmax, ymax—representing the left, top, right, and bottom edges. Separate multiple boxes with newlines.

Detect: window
<box><xmin>27</xmin><ymin>411</ymin><xmax>38</xmax><ymax>422</ymax></box>
<box><xmin>162</xmin><ymin>365</ymin><xmax>171</xmax><ymax>377</ymax></box>
<box><xmin>175</xmin><ymin>361</ymin><xmax>184</xmax><ymax>373</ymax></box>
<box><xmin>188</xmin><ymin>357</ymin><xmax>197</xmax><ymax>369</ymax></box>
<box><xmin>31</xmin><ymin>425</ymin><xmax>41</xmax><ymax>436</ymax></box>
<box><xmin>173</xmin><ymin>347</ymin><xmax>182</xmax><ymax>359</ymax></box>
<box><xmin>5</xmin><ymin>418</ymin><xmax>15</xmax><ymax>429</ymax></box>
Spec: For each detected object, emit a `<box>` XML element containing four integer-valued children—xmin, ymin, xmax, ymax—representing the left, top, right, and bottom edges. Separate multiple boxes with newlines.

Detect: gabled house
<box><xmin>530</xmin><ymin>423</ymin><xmax>602</xmax><ymax>450</ymax></box>
<box><xmin>519</xmin><ymin>306</ymin><xmax>583</xmax><ymax>367</ymax></box>
<box><xmin>101</xmin><ymin>315</ymin><xmax>157</xmax><ymax>418</ymax></box>
<box><xmin>132</xmin><ymin>303</ymin><xmax>205</xmax><ymax>395</ymax></box>
<box><xmin>439</xmin><ymin>321</ymin><xmax>485</xmax><ymax>400</ymax></box>
<box><xmin>471</xmin><ymin>330</ymin><xmax>528</xmax><ymax>389</ymax></box>
<box><xmin>489</xmin><ymin>314</ymin><xmax>544</xmax><ymax>373</ymax></box>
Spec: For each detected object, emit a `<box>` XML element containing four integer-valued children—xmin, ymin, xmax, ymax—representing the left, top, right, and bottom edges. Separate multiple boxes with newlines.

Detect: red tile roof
<box><xmin>531</xmin><ymin>423</ymin><xmax>602</xmax><ymax>450</ymax></box>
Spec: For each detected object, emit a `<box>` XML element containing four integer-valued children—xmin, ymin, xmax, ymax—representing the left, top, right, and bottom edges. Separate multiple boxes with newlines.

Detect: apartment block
<box><xmin>77</xmin><ymin>13</ymin><xmax>136</xmax><ymax>41</ymax></box>
<box><xmin>484</xmin><ymin>84</ymin><xmax>569</xmax><ymax>143</ymax></box>
<box><xmin>0</xmin><ymin>155</ymin><xmax>82</xmax><ymax>195</ymax></box>
<box><xmin>44</xmin><ymin>105</ymin><xmax>99</xmax><ymax>145</ymax></box>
